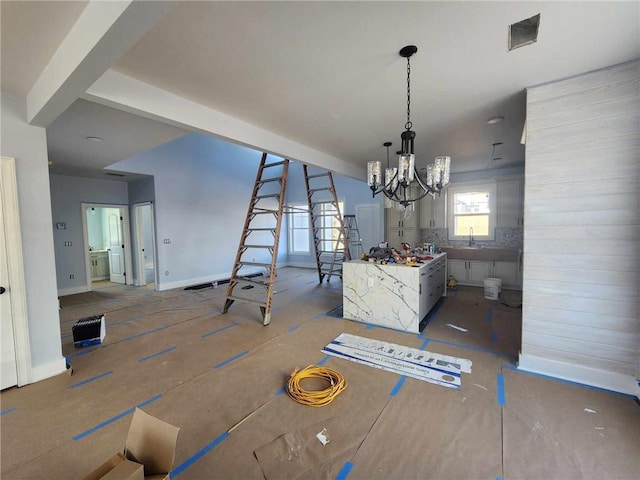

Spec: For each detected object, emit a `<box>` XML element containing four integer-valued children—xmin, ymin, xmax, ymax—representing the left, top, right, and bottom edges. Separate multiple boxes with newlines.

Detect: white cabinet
<box><xmin>497</xmin><ymin>177</ymin><xmax>524</xmax><ymax>227</ymax></box>
<box><xmin>386</xmin><ymin>198</ymin><xmax>420</xmax><ymax>247</ymax></box>
<box><xmin>420</xmin><ymin>191</ymin><xmax>446</xmax><ymax>228</ymax></box>
<box><xmin>89</xmin><ymin>251</ymin><xmax>109</xmax><ymax>280</ymax></box>
<box><xmin>447</xmin><ymin>259</ymin><xmax>521</xmax><ymax>290</ymax></box>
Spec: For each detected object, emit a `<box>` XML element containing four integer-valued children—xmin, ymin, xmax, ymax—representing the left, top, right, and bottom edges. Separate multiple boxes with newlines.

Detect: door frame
<box><xmin>81</xmin><ymin>203</ymin><xmax>133</xmax><ymax>289</ymax></box>
<box><xmin>0</xmin><ymin>156</ymin><xmax>32</xmax><ymax>386</ymax></box>
<box><xmin>133</xmin><ymin>202</ymin><xmax>156</xmax><ymax>287</ymax></box>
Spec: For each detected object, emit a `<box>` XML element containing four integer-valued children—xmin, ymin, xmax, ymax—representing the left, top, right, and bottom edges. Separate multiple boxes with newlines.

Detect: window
<box><xmin>447</xmin><ymin>182</ymin><xmax>496</xmax><ymax>240</ymax></box>
<box><xmin>319</xmin><ymin>201</ymin><xmax>345</xmax><ymax>252</ymax></box>
<box><xmin>287</xmin><ymin>203</ymin><xmax>310</xmax><ymax>254</ymax></box>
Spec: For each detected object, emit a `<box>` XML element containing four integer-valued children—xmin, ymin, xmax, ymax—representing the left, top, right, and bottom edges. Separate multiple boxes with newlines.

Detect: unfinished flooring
<box><xmin>1</xmin><ymin>267</ymin><xmax>638</xmax><ymax>479</ymax></box>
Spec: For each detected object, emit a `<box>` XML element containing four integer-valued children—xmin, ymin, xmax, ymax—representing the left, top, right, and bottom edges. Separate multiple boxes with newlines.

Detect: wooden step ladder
<box><xmin>343</xmin><ymin>214</ymin><xmax>364</xmax><ymax>259</ymax></box>
<box><xmin>222</xmin><ymin>153</ymin><xmax>288</xmax><ymax>325</ymax></box>
<box><xmin>303</xmin><ymin>165</ymin><xmax>350</xmax><ymax>283</ymax></box>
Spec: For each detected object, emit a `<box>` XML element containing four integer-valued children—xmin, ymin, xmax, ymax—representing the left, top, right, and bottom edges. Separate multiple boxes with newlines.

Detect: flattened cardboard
<box><xmin>82</xmin><ymin>408</ymin><xmax>179</xmax><ymax>480</ymax></box>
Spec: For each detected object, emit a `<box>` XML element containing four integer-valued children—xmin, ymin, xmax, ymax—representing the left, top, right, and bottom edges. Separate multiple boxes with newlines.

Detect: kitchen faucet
<box><xmin>468</xmin><ymin>227</ymin><xmax>474</xmax><ymax>246</ymax></box>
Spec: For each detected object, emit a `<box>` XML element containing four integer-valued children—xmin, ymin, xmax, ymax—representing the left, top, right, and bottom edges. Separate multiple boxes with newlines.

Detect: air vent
<box><xmin>105</xmin><ymin>172</ymin><xmax>126</xmax><ymax>177</ymax></box>
<box><xmin>509</xmin><ymin>14</ymin><xmax>540</xmax><ymax>51</ymax></box>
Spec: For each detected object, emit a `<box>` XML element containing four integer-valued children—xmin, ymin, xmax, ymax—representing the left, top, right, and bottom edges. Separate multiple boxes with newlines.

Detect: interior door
<box><xmin>356</xmin><ymin>203</ymin><xmax>382</xmax><ymax>254</ymax></box>
<box><xmin>107</xmin><ymin>211</ymin><xmax>126</xmax><ymax>284</ymax></box>
<box><xmin>0</xmin><ymin>191</ymin><xmax>18</xmax><ymax>389</ymax></box>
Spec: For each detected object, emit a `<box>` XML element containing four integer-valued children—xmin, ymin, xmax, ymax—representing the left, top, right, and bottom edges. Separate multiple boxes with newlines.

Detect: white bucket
<box><xmin>484</xmin><ymin>278</ymin><xmax>502</xmax><ymax>300</ymax></box>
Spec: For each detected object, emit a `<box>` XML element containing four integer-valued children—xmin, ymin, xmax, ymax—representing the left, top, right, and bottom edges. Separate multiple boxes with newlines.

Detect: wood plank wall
<box><xmin>521</xmin><ymin>61</ymin><xmax>639</xmax><ymax>387</ymax></box>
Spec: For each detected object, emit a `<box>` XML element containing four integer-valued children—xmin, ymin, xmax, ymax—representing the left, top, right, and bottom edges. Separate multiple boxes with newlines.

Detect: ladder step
<box><xmin>252</xmin><ymin>209</ymin><xmax>279</xmax><ymax>214</ymax></box>
<box><xmin>234</xmin><ymin>277</ymin><xmax>270</xmax><ymax>287</ymax></box>
<box><xmin>248</xmin><ymin>228</ymin><xmax>277</xmax><ymax>232</ymax></box>
<box><xmin>263</xmin><ymin>160</ymin><xmax>286</xmax><ymax>168</ymax></box>
<box><xmin>306</xmin><ymin>173</ymin><xmax>330</xmax><ymax>179</ymax></box>
<box><xmin>255</xmin><ymin>193</ymin><xmax>281</xmax><ymax>200</ymax></box>
<box><xmin>241</xmin><ymin>244</ymin><xmax>274</xmax><ymax>249</ymax></box>
<box><xmin>238</xmin><ymin>261</ymin><xmax>273</xmax><ymax>267</ymax></box>
<box><xmin>258</xmin><ymin>177</ymin><xmax>283</xmax><ymax>184</ymax></box>
<box><xmin>308</xmin><ymin>188</ymin><xmax>331</xmax><ymax>193</ymax></box>
<box><xmin>225</xmin><ymin>295</ymin><xmax>267</xmax><ymax>307</ymax></box>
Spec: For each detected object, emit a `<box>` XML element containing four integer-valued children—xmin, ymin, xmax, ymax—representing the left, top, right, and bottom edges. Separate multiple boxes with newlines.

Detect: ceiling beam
<box><xmin>85</xmin><ymin>69</ymin><xmax>365</xmax><ymax>180</ymax></box>
<box><xmin>26</xmin><ymin>1</ymin><xmax>174</xmax><ymax>127</ymax></box>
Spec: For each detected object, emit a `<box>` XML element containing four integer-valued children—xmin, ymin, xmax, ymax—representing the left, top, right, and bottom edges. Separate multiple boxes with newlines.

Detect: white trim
<box><xmin>157</xmin><ymin>267</ymin><xmax>267</xmax><ymax>292</ymax></box>
<box><xmin>133</xmin><ymin>202</ymin><xmax>156</xmax><ymax>287</ymax></box>
<box><xmin>518</xmin><ymin>353</ymin><xmax>639</xmax><ymax>397</ymax></box>
<box><xmin>447</xmin><ymin>180</ymin><xmax>497</xmax><ymax>241</ymax></box>
<box><xmin>0</xmin><ymin>156</ymin><xmax>32</xmax><ymax>386</ymax></box>
<box><xmin>30</xmin><ymin>357</ymin><xmax>67</xmax><ymax>383</ymax></box>
<box><xmin>58</xmin><ymin>285</ymin><xmax>91</xmax><ymax>297</ymax></box>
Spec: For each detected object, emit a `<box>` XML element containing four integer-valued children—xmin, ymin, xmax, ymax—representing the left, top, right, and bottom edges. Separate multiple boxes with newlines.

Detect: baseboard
<box><xmin>518</xmin><ymin>353</ymin><xmax>639</xmax><ymax>397</ymax></box>
<box><xmin>30</xmin><ymin>356</ymin><xmax>67</xmax><ymax>383</ymax></box>
<box><xmin>58</xmin><ymin>285</ymin><xmax>90</xmax><ymax>297</ymax></box>
<box><xmin>157</xmin><ymin>268</ymin><xmax>266</xmax><ymax>292</ymax></box>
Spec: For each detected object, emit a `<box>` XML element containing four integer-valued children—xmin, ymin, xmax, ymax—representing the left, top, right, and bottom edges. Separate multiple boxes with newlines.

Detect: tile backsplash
<box><xmin>421</xmin><ymin>227</ymin><xmax>523</xmax><ymax>249</ymax></box>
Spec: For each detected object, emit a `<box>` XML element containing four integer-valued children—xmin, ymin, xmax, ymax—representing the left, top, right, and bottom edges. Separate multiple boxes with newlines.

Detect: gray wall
<box><xmin>111</xmin><ymin>133</ymin><xmax>286</xmax><ymax>290</ymax></box>
<box><xmin>520</xmin><ymin>61</ymin><xmax>639</xmax><ymax>395</ymax></box>
<box><xmin>1</xmin><ymin>92</ymin><xmax>64</xmax><ymax>378</ymax></box>
<box><xmin>49</xmin><ymin>174</ymin><xmax>129</xmax><ymax>293</ymax></box>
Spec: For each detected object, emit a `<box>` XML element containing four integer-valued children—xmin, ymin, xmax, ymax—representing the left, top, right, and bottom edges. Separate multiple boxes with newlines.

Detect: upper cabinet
<box><xmin>496</xmin><ymin>177</ymin><xmax>524</xmax><ymax>227</ymax></box>
<box><xmin>420</xmin><ymin>191</ymin><xmax>446</xmax><ymax>228</ymax></box>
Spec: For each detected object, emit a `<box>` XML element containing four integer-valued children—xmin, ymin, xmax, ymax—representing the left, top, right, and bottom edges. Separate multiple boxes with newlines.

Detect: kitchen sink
<box><xmin>439</xmin><ymin>246</ymin><xmax>520</xmax><ymax>262</ymax></box>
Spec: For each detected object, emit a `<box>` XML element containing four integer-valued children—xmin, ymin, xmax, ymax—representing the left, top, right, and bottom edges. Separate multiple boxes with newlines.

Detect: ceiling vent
<box><xmin>104</xmin><ymin>172</ymin><xmax>126</xmax><ymax>177</ymax></box>
<box><xmin>509</xmin><ymin>14</ymin><xmax>540</xmax><ymax>51</ymax></box>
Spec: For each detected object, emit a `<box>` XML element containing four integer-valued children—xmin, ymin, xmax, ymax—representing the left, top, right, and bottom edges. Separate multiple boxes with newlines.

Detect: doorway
<box><xmin>81</xmin><ymin>203</ymin><xmax>133</xmax><ymax>290</ymax></box>
<box><xmin>355</xmin><ymin>203</ymin><xmax>382</xmax><ymax>255</ymax></box>
<box><xmin>133</xmin><ymin>203</ymin><xmax>156</xmax><ymax>287</ymax></box>
<box><xmin>0</xmin><ymin>156</ymin><xmax>31</xmax><ymax>389</ymax></box>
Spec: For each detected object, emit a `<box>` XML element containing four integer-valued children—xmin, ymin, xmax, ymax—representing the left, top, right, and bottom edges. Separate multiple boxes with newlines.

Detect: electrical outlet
<box><xmin>163</xmin><ymin>238</ymin><xmax>171</xmax><ymax>244</ymax></box>
<box><xmin>70</xmin><ymin>274</ymin><xmax>74</xmax><ymax>279</ymax></box>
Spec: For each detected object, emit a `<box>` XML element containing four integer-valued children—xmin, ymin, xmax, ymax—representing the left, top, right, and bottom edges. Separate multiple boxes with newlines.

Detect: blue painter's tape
<box><xmin>491</xmin><ymin>330</ymin><xmax>498</xmax><ymax>343</ymax></box>
<box><xmin>171</xmin><ymin>432</ymin><xmax>229</xmax><ymax>477</ymax></box>
<box><xmin>316</xmin><ymin>354</ymin><xmax>331</xmax><ymax>366</ymax></box>
<box><xmin>204</xmin><ymin>309</ymin><xmax>223</xmax><ymax>317</ymax></box>
<box><xmin>73</xmin><ymin>394</ymin><xmax>161</xmax><ymax>441</ymax></box>
<box><xmin>68</xmin><ymin>370</ymin><xmax>113</xmax><ymax>389</ymax></box>
<box><xmin>214</xmin><ymin>351</ymin><xmax>249</xmax><ymax>369</ymax></box>
<box><xmin>201</xmin><ymin>322</ymin><xmax>239</xmax><ymax>338</ymax></box>
<box><xmin>138</xmin><ymin>346</ymin><xmax>176</xmax><ymax>363</ymax></box>
<box><xmin>287</xmin><ymin>325</ymin><xmax>299</xmax><ymax>333</ymax></box>
<box><xmin>274</xmin><ymin>386</ymin><xmax>286</xmax><ymax>396</ymax></box>
<box><xmin>335</xmin><ymin>461</ymin><xmax>354</xmax><ymax>480</ymax></box>
<box><xmin>390</xmin><ymin>376</ymin><xmax>407</xmax><ymax>396</ymax></box>
<box><xmin>123</xmin><ymin>325</ymin><xmax>171</xmax><ymax>342</ymax></box>
<box><xmin>419</xmin><ymin>338</ymin><xmax>430</xmax><ymax>350</ymax></box>
<box><xmin>365</xmin><ymin>324</ymin><xmax>375</xmax><ymax>330</ymax></box>
<box><xmin>68</xmin><ymin>347</ymin><xmax>99</xmax><ymax>358</ymax></box>
<box><xmin>497</xmin><ymin>373</ymin><xmax>506</xmax><ymax>406</ymax></box>
<box><xmin>1</xmin><ymin>407</ymin><xmax>17</xmax><ymax>416</ymax></box>
<box><xmin>487</xmin><ymin>308</ymin><xmax>493</xmax><ymax>323</ymax></box>
<box><xmin>496</xmin><ymin>477</ymin><xmax>504</xmax><ymax>480</ymax></box>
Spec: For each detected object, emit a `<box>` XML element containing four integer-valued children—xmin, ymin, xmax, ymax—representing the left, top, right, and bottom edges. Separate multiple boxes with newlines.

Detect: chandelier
<box><xmin>367</xmin><ymin>45</ymin><xmax>451</xmax><ymax>208</ymax></box>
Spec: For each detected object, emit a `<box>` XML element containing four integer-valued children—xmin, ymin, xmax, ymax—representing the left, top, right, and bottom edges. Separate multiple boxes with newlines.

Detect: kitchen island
<box><xmin>342</xmin><ymin>253</ymin><xmax>447</xmax><ymax>333</ymax></box>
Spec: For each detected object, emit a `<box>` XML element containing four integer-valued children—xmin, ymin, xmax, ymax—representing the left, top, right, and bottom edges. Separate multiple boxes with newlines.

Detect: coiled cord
<box><xmin>286</xmin><ymin>365</ymin><xmax>347</xmax><ymax>407</ymax></box>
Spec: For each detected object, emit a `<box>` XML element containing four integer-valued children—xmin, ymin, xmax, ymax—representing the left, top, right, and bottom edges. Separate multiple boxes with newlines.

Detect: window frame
<box><xmin>319</xmin><ymin>201</ymin><xmax>345</xmax><ymax>252</ymax></box>
<box><xmin>447</xmin><ymin>181</ymin><xmax>497</xmax><ymax>241</ymax></box>
<box><xmin>287</xmin><ymin>202</ymin><xmax>310</xmax><ymax>254</ymax></box>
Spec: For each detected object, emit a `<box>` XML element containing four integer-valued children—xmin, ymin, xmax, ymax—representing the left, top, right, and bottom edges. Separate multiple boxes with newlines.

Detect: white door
<box><xmin>107</xmin><ymin>212</ymin><xmax>126</xmax><ymax>284</ymax></box>
<box><xmin>356</xmin><ymin>203</ymin><xmax>382</xmax><ymax>255</ymax></box>
<box><xmin>0</xmin><ymin>193</ymin><xmax>18</xmax><ymax>389</ymax></box>
<box><xmin>134</xmin><ymin>203</ymin><xmax>156</xmax><ymax>286</ymax></box>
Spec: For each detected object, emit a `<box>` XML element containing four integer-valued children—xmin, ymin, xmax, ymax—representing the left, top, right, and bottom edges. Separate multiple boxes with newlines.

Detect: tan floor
<box><xmin>1</xmin><ymin>267</ymin><xmax>638</xmax><ymax>479</ymax></box>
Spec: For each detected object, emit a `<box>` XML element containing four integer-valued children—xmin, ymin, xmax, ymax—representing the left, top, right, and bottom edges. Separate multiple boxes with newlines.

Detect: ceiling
<box><xmin>2</xmin><ymin>1</ymin><xmax>639</xmax><ymax>179</ymax></box>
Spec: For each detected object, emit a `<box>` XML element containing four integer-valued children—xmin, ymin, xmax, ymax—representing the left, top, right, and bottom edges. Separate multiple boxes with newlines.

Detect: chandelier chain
<box><xmin>405</xmin><ymin>56</ymin><xmax>412</xmax><ymax>131</ymax></box>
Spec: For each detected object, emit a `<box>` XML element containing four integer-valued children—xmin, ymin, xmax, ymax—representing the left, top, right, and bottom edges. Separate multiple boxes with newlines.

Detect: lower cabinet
<box><xmin>90</xmin><ymin>251</ymin><xmax>110</xmax><ymax>280</ymax></box>
<box><xmin>447</xmin><ymin>259</ymin><xmax>521</xmax><ymax>290</ymax></box>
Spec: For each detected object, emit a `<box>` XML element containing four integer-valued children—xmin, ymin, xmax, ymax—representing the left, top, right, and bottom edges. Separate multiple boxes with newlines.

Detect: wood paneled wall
<box><xmin>520</xmin><ymin>61</ymin><xmax>639</xmax><ymax>394</ymax></box>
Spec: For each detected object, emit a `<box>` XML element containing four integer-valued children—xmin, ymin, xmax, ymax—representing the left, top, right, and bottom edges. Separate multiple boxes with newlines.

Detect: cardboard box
<box><xmin>83</xmin><ymin>408</ymin><xmax>180</xmax><ymax>480</ymax></box>
<box><xmin>73</xmin><ymin>314</ymin><xmax>106</xmax><ymax>347</ymax></box>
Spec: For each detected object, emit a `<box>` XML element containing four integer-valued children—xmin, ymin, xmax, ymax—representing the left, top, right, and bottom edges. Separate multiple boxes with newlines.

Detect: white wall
<box><xmin>520</xmin><ymin>61</ymin><xmax>639</xmax><ymax>396</ymax></box>
<box><xmin>111</xmin><ymin>133</ymin><xmax>285</xmax><ymax>290</ymax></box>
<box><xmin>0</xmin><ymin>92</ymin><xmax>65</xmax><ymax>381</ymax></box>
<box><xmin>49</xmin><ymin>174</ymin><xmax>129</xmax><ymax>293</ymax></box>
